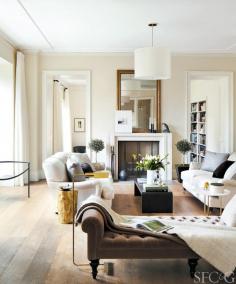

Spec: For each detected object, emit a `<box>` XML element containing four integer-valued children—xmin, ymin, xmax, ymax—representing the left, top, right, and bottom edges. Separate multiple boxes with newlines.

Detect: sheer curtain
<box><xmin>62</xmin><ymin>88</ymin><xmax>72</xmax><ymax>152</ymax></box>
<box><xmin>52</xmin><ymin>80</ymin><xmax>63</xmax><ymax>153</ymax></box>
<box><xmin>14</xmin><ymin>51</ymin><xmax>29</xmax><ymax>185</ymax></box>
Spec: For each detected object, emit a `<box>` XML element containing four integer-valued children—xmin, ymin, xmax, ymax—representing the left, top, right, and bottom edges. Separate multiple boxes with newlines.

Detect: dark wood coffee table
<box><xmin>134</xmin><ymin>180</ymin><xmax>173</xmax><ymax>213</ymax></box>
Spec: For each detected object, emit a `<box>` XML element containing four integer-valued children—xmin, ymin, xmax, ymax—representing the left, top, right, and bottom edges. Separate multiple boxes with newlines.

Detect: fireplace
<box><xmin>114</xmin><ymin>133</ymin><xmax>172</xmax><ymax>181</ymax></box>
<box><xmin>118</xmin><ymin>141</ymin><xmax>159</xmax><ymax>180</ymax></box>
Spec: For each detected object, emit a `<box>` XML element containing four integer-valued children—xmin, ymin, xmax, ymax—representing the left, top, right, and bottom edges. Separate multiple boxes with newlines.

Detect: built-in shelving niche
<box><xmin>190</xmin><ymin>100</ymin><xmax>206</xmax><ymax>162</ymax></box>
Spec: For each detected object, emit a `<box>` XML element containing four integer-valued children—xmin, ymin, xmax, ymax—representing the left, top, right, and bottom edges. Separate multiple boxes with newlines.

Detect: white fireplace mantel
<box><xmin>114</xmin><ymin>133</ymin><xmax>172</xmax><ymax>180</ymax></box>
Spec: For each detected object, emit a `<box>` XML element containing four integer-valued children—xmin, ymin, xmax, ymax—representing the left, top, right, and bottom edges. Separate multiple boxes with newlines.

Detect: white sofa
<box><xmin>181</xmin><ymin>153</ymin><xmax>236</xmax><ymax>209</ymax></box>
<box><xmin>42</xmin><ymin>152</ymin><xmax>114</xmax><ymax>210</ymax></box>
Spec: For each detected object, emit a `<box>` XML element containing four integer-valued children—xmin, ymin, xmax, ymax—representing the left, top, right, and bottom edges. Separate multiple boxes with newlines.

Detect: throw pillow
<box><xmin>81</xmin><ymin>163</ymin><xmax>94</xmax><ymax>173</ymax></box>
<box><xmin>228</xmin><ymin>152</ymin><xmax>236</xmax><ymax>162</ymax></box>
<box><xmin>66</xmin><ymin>158</ymin><xmax>85</xmax><ymax>182</ymax></box>
<box><xmin>201</xmin><ymin>151</ymin><xmax>229</xmax><ymax>172</ymax></box>
<box><xmin>224</xmin><ymin>162</ymin><xmax>236</xmax><ymax>180</ymax></box>
<box><xmin>212</xmin><ymin>160</ymin><xmax>234</xmax><ymax>178</ymax></box>
<box><xmin>221</xmin><ymin>195</ymin><xmax>236</xmax><ymax>227</ymax></box>
<box><xmin>70</xmin><ymin>153</ymin><xmax>96</xmax><ymax>172</ymax></box>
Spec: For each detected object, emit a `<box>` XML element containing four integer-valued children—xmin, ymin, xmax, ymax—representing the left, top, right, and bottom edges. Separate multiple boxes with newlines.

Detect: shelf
<box><xmin>190</xmin><ymin>100</ymin><xmax>207</xmax><ymax>163</ymax></box>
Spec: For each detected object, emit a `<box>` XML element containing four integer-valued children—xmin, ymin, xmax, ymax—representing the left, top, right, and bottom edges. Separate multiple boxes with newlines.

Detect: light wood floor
<box><xmin>0</xmin><ymin>181</ymin><xmax>220</xmax><ymax>284</ymax></box>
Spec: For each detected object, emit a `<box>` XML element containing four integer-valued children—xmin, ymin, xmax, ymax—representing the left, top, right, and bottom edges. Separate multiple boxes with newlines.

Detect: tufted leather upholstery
<box><xmin>81</xmin><ymin>209</ymin><xmax>198</xmax><ymax>261</ymax></box>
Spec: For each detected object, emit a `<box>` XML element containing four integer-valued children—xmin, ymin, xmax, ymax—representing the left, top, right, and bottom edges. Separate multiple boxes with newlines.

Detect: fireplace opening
<box><xmin>118</xmin><ymin>141</ymin><xmax>159</xmax><ymax>180</ymax></box>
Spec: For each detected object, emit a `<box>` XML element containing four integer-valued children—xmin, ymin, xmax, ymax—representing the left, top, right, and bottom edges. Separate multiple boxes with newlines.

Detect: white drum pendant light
<box><xmin>135</xmin><ymin>23</ymin><xmax>171</xmax><ymax>80</ymax></box>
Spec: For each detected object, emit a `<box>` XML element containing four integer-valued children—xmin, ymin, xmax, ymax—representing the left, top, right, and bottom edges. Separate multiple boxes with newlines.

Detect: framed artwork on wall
<box><xmin>74</xmin><ymin>118</ymin><xmax>85</xmax><ymax>132</ymax></box>
<box><xmin>115</xmin><ymin>110</ymin><xmax>132</xmax><ymax>133</ymax></box>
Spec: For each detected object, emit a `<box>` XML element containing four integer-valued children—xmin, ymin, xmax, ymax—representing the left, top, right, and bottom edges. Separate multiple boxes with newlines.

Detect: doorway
<box><xmin>187</xmin><ymin>71</ymin><xmax>233</xmax><ymax>162</ymax></box>
<box><xmin>42</xmin><ymin>71</ymin><xmax>91</xmax><ymax>161</ymax></box>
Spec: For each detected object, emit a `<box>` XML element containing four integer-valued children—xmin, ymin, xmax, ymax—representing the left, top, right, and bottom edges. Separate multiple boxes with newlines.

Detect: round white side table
<box><xmin>199</xmin><ymin>189</ymin><xmax>230</xmax><ymax>216</ymax></box>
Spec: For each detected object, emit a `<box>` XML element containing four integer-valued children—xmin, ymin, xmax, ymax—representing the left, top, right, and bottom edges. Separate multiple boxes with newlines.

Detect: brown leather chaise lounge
<box><xmin>81</xmin><ymin>209</ymin><xmax>199</xmax><ymax>279</ymax></box>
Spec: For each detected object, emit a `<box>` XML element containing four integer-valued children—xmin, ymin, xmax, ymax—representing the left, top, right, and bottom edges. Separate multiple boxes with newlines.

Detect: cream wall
<box><xmin>24</xmin><ymin>52</ymin><xmax>236</xmax><ymax>179</ymax></box>
<box><xmin>69</xmin><ymin>86</ymin><xmax>87</xmax><ymax>147</ymax></box>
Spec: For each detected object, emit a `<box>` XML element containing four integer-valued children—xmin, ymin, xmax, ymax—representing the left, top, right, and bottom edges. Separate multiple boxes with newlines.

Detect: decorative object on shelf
<box><xmin>176</xmin><ymin>139</ymin><xmax>192</xmax><ymax>164</ymax></box>
<box><xmin>134</xmin><ymin>23</ymin><xmax>171</xmax><ymax>80</ymax></box>
<box><xmin>115</xmin><ymin>110</ymin><xmax>132</xmax><ymax>133</ymax></box>
<box><xmin>162</xmin><ymin>123</ymin><xmax>170</xmax><ymax>133</ymax></box>
<box><xmin>119</xmin><ymin>169</ymin><xmax>127</xmax><ymax>181</ymax></box>
<box><xmin>89</xmin><ymin>139</ymin><xmax>105</xmax><ymax>163</ymax></box>
<box><xmin>136</xmin><ymin>154</ymin><xmax>168</xmax><ymax>185</ymax></box>
<box><xmin>74</xmin><ymin>118</ymin><xmax>85</xmax><ymax>132</ymax></box>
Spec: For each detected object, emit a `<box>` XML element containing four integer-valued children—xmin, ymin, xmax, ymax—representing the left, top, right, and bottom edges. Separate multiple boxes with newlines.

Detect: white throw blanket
<box><xmin>81</xmin><ymin>195</ymin><xmax>236</xmax><ymax>276</ymax></box>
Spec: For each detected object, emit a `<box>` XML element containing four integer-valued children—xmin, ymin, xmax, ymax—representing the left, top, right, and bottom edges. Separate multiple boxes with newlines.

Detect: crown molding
<box><xmin>19</xmin><ymin>48</ymin><xmax>236</xmax><ymax>58</ymax></box>
<box><xmin>22</xmin><ymin>49</ymin><xmax>40</xmax><ymax>55</ymax></box>
<box><xmin>0</xmin><ymin>30</ymin><xmax>18</xmax><ymax>50</ymax></box>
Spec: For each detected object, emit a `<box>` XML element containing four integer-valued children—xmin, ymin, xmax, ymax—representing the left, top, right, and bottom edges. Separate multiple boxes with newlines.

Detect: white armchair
<box><xmin>42</xmin><ymin>152</ymin><xmax>114</xmax><ymax>211</ymax></box>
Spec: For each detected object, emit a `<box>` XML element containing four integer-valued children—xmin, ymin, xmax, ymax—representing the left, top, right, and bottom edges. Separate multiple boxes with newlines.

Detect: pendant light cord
<box><xmin>149</xmin><ymin>23</ymin><xmax>157</xmax><ymax>47</ymax></box>
<box><xmin>152</xmin><ymin>25</ymin><xmax>154</xmax><ymax>47</ymax></box>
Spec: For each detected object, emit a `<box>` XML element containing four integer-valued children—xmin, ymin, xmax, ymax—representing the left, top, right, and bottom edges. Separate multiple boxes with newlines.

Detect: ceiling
<box><xmin>0</xmin><ymin>0</ymin><xmax>236</xmax><ymax>53</ymax></box>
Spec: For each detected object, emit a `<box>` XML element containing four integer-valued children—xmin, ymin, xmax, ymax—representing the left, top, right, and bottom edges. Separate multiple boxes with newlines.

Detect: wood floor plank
<box><xmin>0</xmin><ymin>180</ymin><xmax>222</xmax><ymax>284</ymax></box>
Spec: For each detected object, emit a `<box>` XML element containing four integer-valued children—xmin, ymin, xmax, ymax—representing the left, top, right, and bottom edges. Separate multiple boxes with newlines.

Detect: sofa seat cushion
<box><xmin>192</xmin><ymin>175</ymin><xmax>221</xmax><ymax>189</ymax></box>
<box><xmin>181</xmin><ymin>170</ymin><xmax>212</xmax><ymax>183</ymax></box>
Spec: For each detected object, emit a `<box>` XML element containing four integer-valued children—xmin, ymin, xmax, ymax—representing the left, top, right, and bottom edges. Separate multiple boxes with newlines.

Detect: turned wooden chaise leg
<box><xmin>188</xmin><ymin>258</ymin><xmax>199</xmax><ymax>278</ymax></box>
<box><xmin>90</xmin><ymin>259</ymin><xmax>99</xmax><ymax>279</ymax></box>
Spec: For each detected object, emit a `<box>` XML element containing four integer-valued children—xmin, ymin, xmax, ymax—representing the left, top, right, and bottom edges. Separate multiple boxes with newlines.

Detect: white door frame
<box><xmin>42</xmin><ymin>70</ymin><xmax>91</xmax><ymax>162</ymax></box>
<box><xmin>186</xmin><ymin>71</ymin><xmax>234</xmax><ymax>153</ymax></box>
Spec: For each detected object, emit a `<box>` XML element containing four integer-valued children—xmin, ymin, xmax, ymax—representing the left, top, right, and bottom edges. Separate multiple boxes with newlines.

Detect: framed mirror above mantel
<box><xmin>117</xmin><ymin>70</ymin><xmax>161</xmax><ymax>133</ymax></box>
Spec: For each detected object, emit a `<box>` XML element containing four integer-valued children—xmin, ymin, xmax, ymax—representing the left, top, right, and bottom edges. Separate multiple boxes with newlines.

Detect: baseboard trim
<box><xmin>30</xmin><ymin>169</ymin><xmax>45</xmax><ymax>181</ymax></box>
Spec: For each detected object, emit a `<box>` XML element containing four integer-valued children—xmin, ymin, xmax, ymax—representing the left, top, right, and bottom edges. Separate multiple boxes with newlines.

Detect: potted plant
<box><xmin>175</xmin><ymin>139</ymin><xmax>192</xmax><ymax>183</ymax></box>
<box><xmin>89</xmin><ymin>139</ymin><xmax>105</xmax><ymax>163</ymax></box>
<box><xmin>136</xmin><ymin>154</ymin><xmax>168</xmax><ymax>185</ymax></box>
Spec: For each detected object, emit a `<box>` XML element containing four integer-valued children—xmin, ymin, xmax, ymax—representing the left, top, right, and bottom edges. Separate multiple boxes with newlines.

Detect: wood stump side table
<box><xmin>57</xmin><ymin>187</ymin><xmax>78</xmax><ymax>224</ymax></box>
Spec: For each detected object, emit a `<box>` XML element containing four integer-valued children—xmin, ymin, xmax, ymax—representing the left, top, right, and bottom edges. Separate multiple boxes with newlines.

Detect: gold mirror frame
<box><xmin>117</xmin><ymin>69</ymin><xmax>161</xmax><ymax>132</ymax></box>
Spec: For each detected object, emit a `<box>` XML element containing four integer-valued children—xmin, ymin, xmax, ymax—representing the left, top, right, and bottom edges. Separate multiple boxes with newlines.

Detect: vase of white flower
<box><xmin>136</xmin><ymin>154</ymin><xmax>168</xmax><ymax>185</ymax></box>
<box><xmin>147</xmin><ymin>170</ymin><xmax>157</xmax><ymax>185</ymax></box>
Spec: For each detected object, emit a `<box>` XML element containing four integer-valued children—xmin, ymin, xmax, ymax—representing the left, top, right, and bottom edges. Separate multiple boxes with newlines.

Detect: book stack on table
<box><xmin>143</xmin><ymin>183</ymin><xmax>168</xmax><ymax>192</ymax></box>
